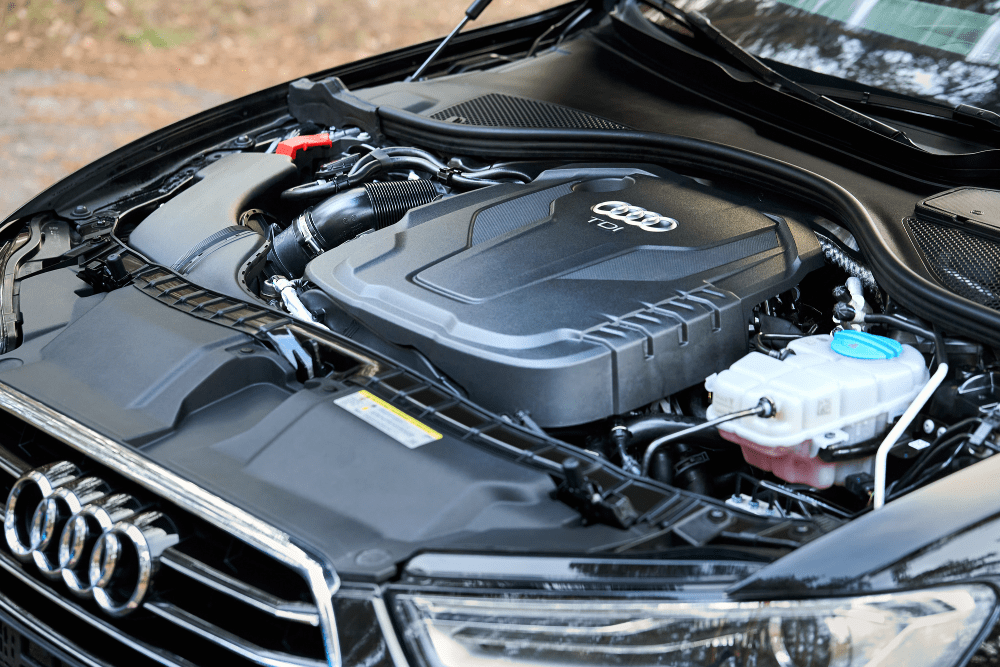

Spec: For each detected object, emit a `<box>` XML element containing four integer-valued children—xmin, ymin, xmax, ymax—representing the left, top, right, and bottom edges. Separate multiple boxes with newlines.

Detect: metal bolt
<box><xmin>94</xmin><ymin>219</ymin><xmax>110</xmax><ymax>228</ymax></box>
<box><xmin>73</xmin><ymin>205</ymin><xmax>89</xmax><ymax>216</ymax></box>
<box><xmin>936</xmin><ymin>426</ymin><xmax>948</xmax><ymax>438</ymax></box>
<box><xmin>748</xmin><ymin>500</ymin><xmax>759</xmax><ymax>509</ymax></box>
<box><xmin>239</xmin><ymin>347</ymin><xmax>254</xmax><ymax>354</ymax></box>
<box><xmin>793</xmin><ymin>524</ymin><xmax>811</xmax><ymax>535</ymax></box>
<box><xmin>323</xmin><ymin>384</ymin><xmax>337</xmax><ymax>393</ymax></box>
<box><xmin>708</xmin><ymin>509</ymin><xmax>727</xmax><ymax>524</ymax></box>
<box><xmin>824</xmin><ymin>432</ymin><xmax>836</xmax><ymax>439</ymax></box>
<box><xmin>730</xmin><ymin>494</ymin><xmax>742</xmax><ymax>504</ymax></box>
<box><xmin>923</xmin><ymin>419</ymin><xmax>935</xmax><ymax>434</ymax></box>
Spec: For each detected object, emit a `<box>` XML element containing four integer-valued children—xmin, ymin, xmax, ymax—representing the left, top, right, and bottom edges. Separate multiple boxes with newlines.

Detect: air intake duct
<box><xmin>271</xmin><ymin>179</ymin><xmax>439</xmax><ymax>276</ymax></box>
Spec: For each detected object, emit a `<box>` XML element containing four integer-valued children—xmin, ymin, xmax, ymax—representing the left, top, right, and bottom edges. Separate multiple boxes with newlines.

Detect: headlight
<box><xmin>394</xmin><ymin>585</ymin><xmax>996</xmax><ymax>667</ymax></box>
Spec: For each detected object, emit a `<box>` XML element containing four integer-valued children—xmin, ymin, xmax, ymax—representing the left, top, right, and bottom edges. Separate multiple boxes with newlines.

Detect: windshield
<box><xmin>662</xmin><ymin>0</ymin><xmax>1000</xmax><ymax>112</ymax></box>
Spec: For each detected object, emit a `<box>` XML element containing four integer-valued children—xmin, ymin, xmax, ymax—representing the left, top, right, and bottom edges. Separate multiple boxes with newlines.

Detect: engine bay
<box><xmin>79</xmin><ymin>108</ymin><xmax>996</xmax><ymax>531</ymax></box>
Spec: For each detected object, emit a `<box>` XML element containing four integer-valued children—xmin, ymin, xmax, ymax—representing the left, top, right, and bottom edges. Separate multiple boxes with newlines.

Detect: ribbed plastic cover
<box><xmin>307</xmin><ymin>168</ymin><xmax>820</xmax><ymax>426</ymax></box>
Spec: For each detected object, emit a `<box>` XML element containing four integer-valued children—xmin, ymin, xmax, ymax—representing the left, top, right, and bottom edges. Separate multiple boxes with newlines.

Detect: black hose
<box><xmin>863</xmin><ymin>313</ymin><xmax>934</xmax><ymax>339</ymax></box>
<box><xmin>447</xmin><ymin>174</ymin><xmax>503</xmax><ymax>190</ymax></box>
<box><xmin>280</xmin><ymin>178</ymin><xmax>348</xmax><ymax>202</ymax></box>
<box><xmin>347</xmin><ymin>158</ymin><xmax>384</xmax><ymax>183</ymax></box>
<box><xmin>864</xmin><ymin>313</ymin><xmax>949</xmax><ymax>375</ymax></box>
<box><xmin>346</xmin><ymin>147</ymin><xmax>529</xmax><ymax>188</ymax></box>
<box><xmin>348</xmin><ymin>151</ymin><xmax>378</xmax><ymax>177</ymax></box>
<box><xmin>270</xmin><ymin>179</ymin><xmax>440</xmax><ymax>276</ymax></box>
<box><xmin>350</xmin><ymin>155</ymin><xmax>444</xmax><ymax>182</ymax></box>
<box><xmin>380</xmin><ymin>147</ymin><xmax>449</xmax><ymax>170</ymax></box>
<box><xmin>461</xmin><ymin>167</ymin><xmax>532</xmax><ymax>182</ymax></box>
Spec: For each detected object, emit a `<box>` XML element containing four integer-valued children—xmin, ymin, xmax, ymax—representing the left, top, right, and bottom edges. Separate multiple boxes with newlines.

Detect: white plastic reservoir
<box><xmin>705</xmin><ymin>331</ymin><xmax>929</xmax><ymax>488</ymax></box>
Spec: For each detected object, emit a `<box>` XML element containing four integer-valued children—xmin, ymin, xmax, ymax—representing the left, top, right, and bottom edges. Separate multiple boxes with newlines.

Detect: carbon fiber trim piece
<box><xmin>431</xmin><ymin>93</ymin><xmax>629</xmax><ymax>130</ymax></box>
<box><xmin>906</xmin><ymin>216</ymin><xmax>1000</xmax><ymax>311</ymax></box>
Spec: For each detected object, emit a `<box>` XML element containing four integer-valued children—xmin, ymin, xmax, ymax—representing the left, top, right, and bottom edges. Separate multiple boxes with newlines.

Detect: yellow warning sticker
<box><xmin>334</xmin><ymin>390</ymin><xmax>442</xmax><ymax>449</ymax></box>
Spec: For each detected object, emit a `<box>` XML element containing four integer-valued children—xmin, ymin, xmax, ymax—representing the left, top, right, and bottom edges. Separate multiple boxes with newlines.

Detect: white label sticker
<box><xmin>335</xmin><ymin>390</ymin><xmax>442</xmax><ymax>449</ymax></box>
<box><xmin>908</xmin><ymin>438</ymin><xmax>931</xmax><ymax>451</ymax></box>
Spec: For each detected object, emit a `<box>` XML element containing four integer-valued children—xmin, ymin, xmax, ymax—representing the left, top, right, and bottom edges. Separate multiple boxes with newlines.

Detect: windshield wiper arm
<box><xmin>805</xmin><ymin>83</ymin><xmax>1000</xmax><ymax>132</ymax></box>
<box><xmin>644</xmin><ymin>0</ymin><xmax>921</xmax><ymax>149</ymax></box>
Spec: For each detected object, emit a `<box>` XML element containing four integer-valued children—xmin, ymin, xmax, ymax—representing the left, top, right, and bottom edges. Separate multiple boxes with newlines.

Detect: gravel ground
<box><xmin>0</xmin><ymin>69</ymin><xmax>227</xmax><ymax>219</ymax></box>
<box><xmin>0</xmin><ymin>0</ymin><xmax>560</xmax><ymax>220</ymax></box>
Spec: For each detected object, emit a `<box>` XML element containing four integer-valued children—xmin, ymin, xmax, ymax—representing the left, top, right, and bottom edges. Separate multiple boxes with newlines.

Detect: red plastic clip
<box><xmin>275</xmin><ymin>134</ymin><xmax>333</xmax><ymax>160</ymax></box>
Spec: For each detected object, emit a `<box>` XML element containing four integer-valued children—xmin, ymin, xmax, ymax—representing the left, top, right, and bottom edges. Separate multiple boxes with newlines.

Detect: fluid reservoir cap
<box><xmin>831</xmin><ymin>330</ymin><xmax>903</xmax><ymax>359</ymax></box>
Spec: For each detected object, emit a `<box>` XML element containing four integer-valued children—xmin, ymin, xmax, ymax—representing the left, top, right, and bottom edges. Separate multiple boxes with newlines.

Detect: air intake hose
<box><xmin>270</xmin><ymin>179</ymin><xmax>439</xmax><ymax>276</ymax></box>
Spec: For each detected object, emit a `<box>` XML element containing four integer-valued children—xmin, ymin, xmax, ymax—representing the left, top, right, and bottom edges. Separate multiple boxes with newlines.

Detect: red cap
<box><xmin>276</xmin><ymin>134</ymin><xmax>333</xmax><ymax>160</ymax></box>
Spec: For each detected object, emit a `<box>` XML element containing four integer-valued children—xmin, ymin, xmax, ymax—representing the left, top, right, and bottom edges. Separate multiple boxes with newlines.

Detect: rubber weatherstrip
<box><xmin>375</xmin><ymin>107</ymin><xmax>1000</xmax><ymax>347</ymax></box>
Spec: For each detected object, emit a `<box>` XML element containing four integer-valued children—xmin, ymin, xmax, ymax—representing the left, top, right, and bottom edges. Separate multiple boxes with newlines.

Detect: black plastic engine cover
<box><xmin>306</xmin><ymin>166</ymin><xmax>821</xmax><ymax>426</ymax></box>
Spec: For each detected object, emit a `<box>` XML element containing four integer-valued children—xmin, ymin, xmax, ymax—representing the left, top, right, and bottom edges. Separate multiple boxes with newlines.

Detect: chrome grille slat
<box><xmin>160</xmin><ymin>549</ymin><xmax>321</xmax><ymax>626</ymax></box>
<box><xmin>0</xmin><ymin>547</ymin><xmax>193</xmax><ymax>667</ymax></box>
<box><xmin>0</xmin><ymin>386</ymin><xmax>341</xmax><ymax>667</ymax></box>
<box><xmin>0</xmin><ymin>447</ymin><xmax>28</xmax><ymax>479</ymax></box>
<box><xmin>0</xmin><ymin>587</ymin><xmax>108</xmax><ymax>667</ymax></box>
<box><xmin>146</xmin><ymin>602</ymin><xmax>327</xmax><ymax>667</ymax></box>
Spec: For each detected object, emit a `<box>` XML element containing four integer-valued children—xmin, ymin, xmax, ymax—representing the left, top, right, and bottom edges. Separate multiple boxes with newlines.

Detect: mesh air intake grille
<box><xmin>907</xmin><ymin>217</ymin><xmax>1000</xmax><ymax>310</ymax></box>
<box><xmin>430</xmin><ymin>93</ymin><xmax>629</xmax><ymax>130</ymax></box>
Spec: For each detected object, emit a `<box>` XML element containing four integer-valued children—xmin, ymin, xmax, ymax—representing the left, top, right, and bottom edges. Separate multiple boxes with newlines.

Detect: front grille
<box><xmin>906</xmin><ymin>217</ymin><xmax>1000</xmax><ymax>311</ymax></box>
<box><xmin>0</xmin><ymin>409</ymin><xmax>330</xmax><ymax>667</ymax></box>
<box><xmin>430</xmin><ymin>93</ymin><xmax>629</xmax><ymax>130</ymax></box>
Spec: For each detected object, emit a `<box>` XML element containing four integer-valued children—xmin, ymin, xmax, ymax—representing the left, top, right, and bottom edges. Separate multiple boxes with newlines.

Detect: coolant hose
<box><xmin>270</xmin><ymin>179</ymin><xmax>439</xmax><ymax>276</ymax></box>
<box><xmin>873</xmin><ymin>362</ymin><xmax>949</xmax><ymax>510</ymax></box>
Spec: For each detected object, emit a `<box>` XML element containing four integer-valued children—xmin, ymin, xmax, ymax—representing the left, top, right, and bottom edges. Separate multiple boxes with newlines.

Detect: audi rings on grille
<box><xmin>4</xmin><ymin>462</ymin><xmax>178</xmax><ymax>617</ymax></box>
<box><xmin>592</xmin><ymin>201</ymin><xmax>678</xmax><ymax>232</ymax></box>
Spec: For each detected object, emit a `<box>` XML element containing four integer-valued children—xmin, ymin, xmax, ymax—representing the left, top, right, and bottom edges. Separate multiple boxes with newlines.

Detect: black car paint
<box><xmin>2</xmin><ymin>0</ymin><xmax>999</xmax><ymax>664</ymax></box>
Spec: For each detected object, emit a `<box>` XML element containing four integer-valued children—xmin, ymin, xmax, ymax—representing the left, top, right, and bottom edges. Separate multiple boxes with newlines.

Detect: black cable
<box><xmin>932</xmin><ymin>322</ymin><xmax>948</xmax><ymax>375</ymax></box>
<box><xmin>526</xmin><ymin>0</ymin><xmax>589</xmax><ymax>58</ymax></box>
<box><xmin>887</xmin><ymin>421</ymin><xmax>980</xmax><ymax>499</ymax></box>
<box><xmin>890</xmin><ymin>436</ymin><xmax>970</xmax><ymax>499</ymax></box>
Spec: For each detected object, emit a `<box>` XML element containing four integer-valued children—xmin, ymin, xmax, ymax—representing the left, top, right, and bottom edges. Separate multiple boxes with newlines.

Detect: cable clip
<box><xmin>436</xmin><ymin>167</ymin><xmax>462</xmax><ymax>185</ymax></box>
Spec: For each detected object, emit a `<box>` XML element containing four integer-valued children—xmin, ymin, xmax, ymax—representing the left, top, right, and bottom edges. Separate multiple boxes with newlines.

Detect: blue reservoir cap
<box><xmin>831</xmin><ymin>330</ymin><xmax>903</xmax><ymax>359</ymax></box>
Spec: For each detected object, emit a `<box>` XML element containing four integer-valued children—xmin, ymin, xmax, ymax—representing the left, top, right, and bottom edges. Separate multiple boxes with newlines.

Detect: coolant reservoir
<box><xmin>705</xmin><ymin>331</ymin><xmax>929</xmax><ymax>488</ymax></box>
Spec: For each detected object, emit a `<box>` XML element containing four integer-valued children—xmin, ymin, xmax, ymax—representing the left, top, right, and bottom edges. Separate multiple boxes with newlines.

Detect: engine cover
<box><xmin>306</xmin><ymin>167</ymin><xmax>822</xmax><ymax>426</ymax></box>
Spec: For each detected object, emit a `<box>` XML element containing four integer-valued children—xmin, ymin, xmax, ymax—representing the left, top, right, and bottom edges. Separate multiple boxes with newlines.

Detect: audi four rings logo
<box><xmin>589</xmin><ymin>201</ymin><xmax>678</xmax><ymax>233</ymax></box>
<box><xmin>3</xmin><ymin>461</ymin><xmax>178</xmax><ymax>617</ymax></box>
